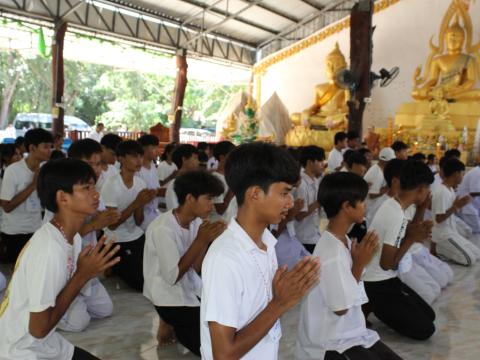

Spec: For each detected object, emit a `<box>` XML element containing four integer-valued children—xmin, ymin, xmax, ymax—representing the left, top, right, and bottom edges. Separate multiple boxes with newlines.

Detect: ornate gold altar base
<box><xmin>394</xmin><ymin>101</ymin><xmax>478</xmax><ymax>152</ymax></box>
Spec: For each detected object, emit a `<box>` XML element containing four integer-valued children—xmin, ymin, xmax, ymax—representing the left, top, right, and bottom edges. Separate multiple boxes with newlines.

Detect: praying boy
<box><xmin>0</xmin><ymin>158</ymin><xmax>120</xmax><ymax>360</ymax></box>
<box><xmin>200</xmin><ymin>142</ymin><xmax>320</xmax><ymax>359</ymax></box>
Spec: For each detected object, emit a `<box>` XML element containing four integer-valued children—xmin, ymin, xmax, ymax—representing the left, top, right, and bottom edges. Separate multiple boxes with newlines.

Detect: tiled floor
<box><xmin>1</xmin><ymin>261</ymin><xmax>480</xmax><ymax>359</ymax></box>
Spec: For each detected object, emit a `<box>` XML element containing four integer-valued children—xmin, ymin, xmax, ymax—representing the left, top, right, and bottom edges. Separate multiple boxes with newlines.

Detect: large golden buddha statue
<box><xmin>291</xmin><ymin>43</ymin><xmax>349</xmax><ymax>129</ymax></box>
<box><xmin>395</xmin><ymin>0</ymin><xmax>480</xmax><ymax>153</ymax></box>
<box><xmin>285</xmin><ymin>43</ymin><xmax>348</xmax><ymax>148</ymax></box>
<box><xmin>412</xmin><ymin>17</ymin><xmax>480</xmax><ymax>102</ymax></box>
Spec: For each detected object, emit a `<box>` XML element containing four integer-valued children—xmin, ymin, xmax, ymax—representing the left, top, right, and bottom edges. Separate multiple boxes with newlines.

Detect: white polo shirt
<box><xmin>137</xmin><ymin>162</ymin><xmax>160</xmax><ymax>230</ymax></box>
<box><xmin>0</xmin><ymin>159</ymin><xmax>42</xmax><ymax>235</ymax></box>
<box><xmin>363</xmin><ymin>163</ymin><xmax>386</xmax><ymax>225</ymax></box>
<box><xmin>101</xmin><ymin>173</ymin><xmax>146</xmax><ymax>242</ymax></box>
<box><xmin>457</xmin><ymin>166</ymin><xmax>480</xmax><ymax>216</ymax></box>
<box><xmin>432</xmin><ymin>183</ymin><xmax>457</xmax><ymax>242</ymax></box>
<box><xmin>200</xmin><ymin>219</ymin><xmax>280</xmax><ymax>360</ymax></box>
<box><xmin>327</xmin><ymin>148</ymin><xmax>344</xmax><ymax>172</ymax></box>
<box><xmin>0</xmin><ymin>223</ymin><xmax>82</xmax><ymax>360</ymax></box>
<box><xmin>296</xmin><ymin>231</ymin><xmax>379</xmax><ymax>359</ymax></box>
<box><xmin>363</xmin><ymin>197</ymin><xmax>408</xmax><ymax>282</ymax></box>
<box><xmin>143</xmin><ymin>211</ymin><xmax>202</xmax><ymax>307</ymax></box>
<box><xmin>294</xmin><ymin>172</ymin><xmax>320</xmax><ymax>245</ymax></box>
<box><xmin>165</xmin><ymin>179</ymin><xmax>179</xmax><ymax>210</ymax></box>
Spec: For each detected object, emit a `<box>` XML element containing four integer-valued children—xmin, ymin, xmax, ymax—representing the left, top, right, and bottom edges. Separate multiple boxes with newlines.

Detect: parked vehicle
<box><xmin>13</xmin><ymin>113</ymin><xmax>90</xmax><ymax>137</ymax></box>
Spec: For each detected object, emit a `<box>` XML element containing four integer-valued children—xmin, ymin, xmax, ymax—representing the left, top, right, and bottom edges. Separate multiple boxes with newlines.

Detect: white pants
<box><xmin>412</xmin><ymin>248</ymin><xmax>453</xmax><ymax>288</ymax></box>
<box><xmin>459</xmin><ymin>212</ymin><xmax>480</xmax><ymax>234</ymax></box>
<box><xmin>58</xmin><ymin>278</ymin><xmax>113</xmax><ymax>332</ymax></box>
<box><xmin>437</xmin><ymin>233</ymin><xmax>480</xmax><ymax>266</ymax></box>
<box><xmin>0</xmin><ymin>272</ymin><xmax>6</xmax><ymax>293</ymax></box>
<box><xmin>456</xmin><ymin>216</ymin><xmax>474</xmax><ymax>239</ymax></box>
<box><xmin>399</xmin><ymin>261</ymin><xmax>441</xmax><ymax>305</ymax></box>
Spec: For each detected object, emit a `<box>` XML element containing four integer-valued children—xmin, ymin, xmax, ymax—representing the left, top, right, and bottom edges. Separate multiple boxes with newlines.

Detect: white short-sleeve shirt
<box><xmin>137</xmin><ymin>162</ymin><xmax>160</xmax><ymax>230</ymax></box>
<box><xmin>0</xmin><ymin>223</ymin><xmax>82</xmax><ymax>360</ymax></box>
<box><xmin>165</xmin><ymin>179</ymin><xmax>179</xmax><ymax>210</ymax></box>
<box><xmin>157</xmin><ymin>161</ymin><xmax>177</xmax><ymax>183</ymax></box>
<box><xmin>101</xmin><ymin>173</ymin><xmax>146</xmax><ymax>242</ymax></box>
<box><xmin>143</xmin><ymin>211</ymin><xmax>202</xmax><ymax>307</ymax></box>
<box><xmin>0</xmin><ymin>159</ymin><xmax>42</xmax><ymax>234</ymax></box>
<box><xmin>96</xmin><ymin>164</ymin><xmax>119</xmax><ymax>191</ymax></box>
<box><xmin>364</xmin><ymin>164</ymin><xmax>386</xmax><ymax>225</ymax></box>
<box><xmin>457</xmin><ymin>166</ymin><xmax>480</xmax><ymax>216</ymax></box>
<box><xmin>432</xmin><ymin>183</ymin><xmax>457</xmax><ymax>242</ymax></box>
<box><xmin>327</xmin><ymin>148</ymin><xmax>344</xmax><ymax>172</ymax></box>
<box><xmin>294</xmin><ymin>173</ymin><xmax>320</xmax><ymax>245</ymax></box>
<box><xmin>363</xmin><ymin>197</ymin><xmax>408</xmax><ymax>282</ymax></box>
<box><xmin>200</xmin><ymin>219</ymin><xmax>280</xmax><ymax>360</ymax></box>
<box><xmin>296</xmin><ymin>231</ymin><xmax>379</xmax><ymax>359</ymax></box>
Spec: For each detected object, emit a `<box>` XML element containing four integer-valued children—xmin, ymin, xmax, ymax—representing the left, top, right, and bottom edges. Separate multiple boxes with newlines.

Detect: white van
<box><xmin>13</xmin><ymin>113</ymin><xmax>90</xmax><ymax>137</ymax></box>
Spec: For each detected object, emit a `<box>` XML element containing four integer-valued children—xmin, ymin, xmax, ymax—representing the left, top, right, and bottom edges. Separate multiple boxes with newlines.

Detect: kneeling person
<box><xmin>143</xmin><ymin>170</ymin><xmax>226</xmax><ymax>356</ymax></box>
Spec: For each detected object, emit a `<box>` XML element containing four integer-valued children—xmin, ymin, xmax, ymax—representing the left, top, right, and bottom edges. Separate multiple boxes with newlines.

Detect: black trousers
<box><xmin>0</xmin><ymin>232</ymin><xmax>32</xmax><ymax>264</ymax></box>
<box><xmin>303</xmin><ymin>244</ymin><xmax>316</xmax><ymax>254</ymax></box>
<box><xmin>113</xmin><ymin>235</ymin><xmax>145</xmax><ymax>291</ymax></box>
<box><xmin>364</xmin><ymin>277</ymin><xmax>435</xmax><ymax>340</ymax></box>
<box><xmin>155</xmin><ymin>306</ymin><xmax>200</xmax><ymax>357</ymax></box>
<box><xmin>324</xmin><ymin>341</ymin><xmax>403</xmax><ymax>360</ymax></box>
<box><xmin>72</xmin><ymin>347</ymin><xmax>100</xmax><ymax>360</ymax></box>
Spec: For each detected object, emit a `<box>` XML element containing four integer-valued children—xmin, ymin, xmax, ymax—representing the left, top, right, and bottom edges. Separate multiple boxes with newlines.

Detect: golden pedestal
<box><xmin>394</xmin><ymin>101</ymin><xmax>477</xmax><ymax>152</ymax></box>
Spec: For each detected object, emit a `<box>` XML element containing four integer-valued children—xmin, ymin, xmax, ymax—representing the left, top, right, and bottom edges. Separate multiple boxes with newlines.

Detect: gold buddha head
<box><xmin>446</xmin><ymin>16</ymin><xmax>466</xmax><ymax>53</ymax></box>
<box><xmin>326</xmin><ymin>43</ymin><xmax>347</xmax><ymax>80</ymax></box>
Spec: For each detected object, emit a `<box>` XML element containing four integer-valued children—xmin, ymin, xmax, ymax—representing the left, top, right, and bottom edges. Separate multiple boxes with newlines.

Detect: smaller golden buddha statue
<box><xmin>221</xmin><ymin>114</ymin><xmax>237</xmax><ymax>140</ymax></box>
<box><xmin>291</xmin><ymin>43</ymin><xmax>349</xmax><ymax>130</ymax></box>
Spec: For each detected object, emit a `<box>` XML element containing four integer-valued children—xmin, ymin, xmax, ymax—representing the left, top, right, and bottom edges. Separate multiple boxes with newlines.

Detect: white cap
<box><xmin>379</xmin><ymin>147</ymin><xmax>396</xmax><ymax>161</ymax></box>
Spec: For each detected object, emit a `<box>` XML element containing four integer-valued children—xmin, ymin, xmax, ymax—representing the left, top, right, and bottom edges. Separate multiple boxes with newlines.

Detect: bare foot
<box><xmin>157</xmin><ymin>319</ymin><xmax>176</xmax><ymax>346</ymax></box>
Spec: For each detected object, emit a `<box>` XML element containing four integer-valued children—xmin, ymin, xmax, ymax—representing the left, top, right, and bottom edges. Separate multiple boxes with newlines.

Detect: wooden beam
<box><xmin>51</xmin><ymin>21</ymin><xmax>67</xmax><ymax>137</ymax></box>
<box><xmin>170</xmin><ymin>50</ymin><xmax>188</xmax><ymax>142</ymax></box>
<box><xmin>348</xmin><ymin>0</ymin><xmax>373</xmax><ymax>137</ymax></box>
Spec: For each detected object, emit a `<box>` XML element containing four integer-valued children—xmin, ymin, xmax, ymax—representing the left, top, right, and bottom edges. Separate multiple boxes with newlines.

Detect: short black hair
<box><xmin>100</xmin><ymin>133</ymin><xmax>122</xmax><ymax>151</ymax></box>
<box><xmin>225</xmin><ymin>142</ymin><xmax>300</xmax><ymax>206</ymax></box>
<box><xmin>68</xmin><ymin>138</ymin><xmax>103</xmax><ymax>159</ymax></box>
<box><xmin>213</xmin><ymin>141</ymin><xmax>235</xmax><ymax>161</ymax></box>
<box><xmin>383</xmin><ymin>159</ymin><xmax>406</xmax><ymax>187</ymax></box>
<box><xmin>358</xmin><ymin>147</ymin><xmax>371</xmax><ymax>157</ymax></box>
<box><xmin>343</xmin><ymin>149</ymin><xmax>355</xmax><ymax>163</ymax></box>
<box><xmin>427</xmin><ymin>153</ymin><xmax>436</xmax><ymax>161</ymax></box>
<box><xmin>334</xmin><ymin>131</ymin><xmax>348</xmax><ymax>145</ymax></box>
<box><xmin>116</xmin><ymin>140</ymin><xmax>144</xmax><ymax>157</ymax></box>
<box><xmin>412</xmin><ymin>152</ymin><xmax>426</xmax><ymax>161</ymax></box>
<box><xmin>399</xmin><ymin>160</ymin><xmax>434</xmax><ymax>191</ymax></box>
<box><xmin>442</xmin><ymin>158</ymin><xmax>465</xmax><ymax>177</ymax></box>
<box><xmin>299</xmin><ymin>145</ymin><xmax>325</xmax><ymax>167</ymax></box>
<box><xmin>347</xmin><ymin>130</ymin><xmax>360</xmax><ymax>141</ymax></box>
<box><xmin>24</xmin><ymin>128</ymin><xmax>53</xmax><ymax>152</ymax></box>
<box><xmin>172</xmin><ymin>144</ymin><xmax>198</xmax><ymax>169</ymax></box>
<box><xmin>391</xmin><ymin>141</ymin><xmax>409</xmax><ymax>152</ymax></box>
<box><xmin>318</xmin><ymin>172</ymin><xmax>369</xmax><ymax>219</ymax></box>
<box><xmin>346</xmin><ymin>151</ymin><xmax>368</xmax><ymax>168</ymax></box>
<box><xmin>444</xmin><ymin>148</ymin><xmax>461</xmax><ymax>159</ymax></box>
<box><xmin>197</xmin><ymin>142</ymin><xmax>209</xmax><ymax>151</ymax></box>
<box><xmin>1</xmin><ymin>144</ymin><xmax>17</xmax><ymax>164</ymax></box>
<box><xmin>38</xmin><ymin>158</ymin><xmax>96</xmax><ymax>213</ymax></box>
<box><xmin>161</xmin><ymin>142</ymin><xmax>177</xmax><ymax>161</ymax></box>
<box><xmin>50</xmin><ymin>150</ymin><xmax>66</xmax><ymax>160</ymax></box>
<box><xmin>138</xmin><ymin>134</ymin><xmax>159</xmax><ymax>147</ymax></box>
<box><xmin>14</xmin><ymin>136</ymin><xmax>25</xmax><ymax>148</ymax></box>
<box><xmin>174</xmin><ymin>170</ymin><xmax>224</xmax><ymax>205</ymax></box>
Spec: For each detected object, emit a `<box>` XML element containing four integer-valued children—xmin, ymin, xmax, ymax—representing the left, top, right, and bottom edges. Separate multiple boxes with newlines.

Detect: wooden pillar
<box><xmin>348</xmin><ymin>0</ymin><xmax>373</xmax><ymax>138</ymax></box>
<box><xmin>170</xmin><ymin>49</ymin><xmax>188</xmax><ymax>143</ymax></box>
<box><xmin>51</xmin><ymin>21</ymin><xmax>67</xmax><ymax>137</ymax></box>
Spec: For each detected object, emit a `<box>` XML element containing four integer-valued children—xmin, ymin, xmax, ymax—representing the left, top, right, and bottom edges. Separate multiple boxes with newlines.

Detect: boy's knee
<box><xmin>89</xmin><ymin>300</ymin><xmax>113</xmax><ymax>319</ymax></box>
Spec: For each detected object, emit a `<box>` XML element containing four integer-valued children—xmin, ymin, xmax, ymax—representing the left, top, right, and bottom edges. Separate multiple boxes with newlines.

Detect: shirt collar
<box><xmin>228</xmin><ymin>218</ymin><xmax>277</xmax><ymax>253</ymax></box>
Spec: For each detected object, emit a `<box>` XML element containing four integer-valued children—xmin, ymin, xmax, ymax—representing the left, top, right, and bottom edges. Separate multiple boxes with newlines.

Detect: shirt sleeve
<box><xmin>165</xmin><ymin>182</ymin><xmax>179</xmax><ymax>210</ymax></box>
<box><xmin>203</xmin><ymin>254</ymin><xmax>243</xmax><ymax>329</ymax></box>
<box><xmin>26</xmin><ymin>245</ymin><xmax>66</xmax><ymax>312</ymax></box>
<box><xmin>319</xmin><ymin>256</ymin><xmax>358</xmax><ymax>312</ymax></box>
<box><xmin>381</xmin><ymin>215</ymin><xmax>405</xmax><ymax>248</ymax></box>
<box><xmin>432</xmin><ymin>187</ymin><xmax>450</xmax><ymax>216</ymax></box>
<box><xmin>151</xmin><ymin>225</ymin><xmax>180</xmax><ymax>285</ymax></box>
<box><xmin>101</xmin><ymin>178</ymin><xmax>118</xmax><ymax>208</ymax></box>
<box><xmin>295</xmin><ymin>181</ymin><xmax>308</xmax><ymax>212</ymax></box>
<box><xmin>0</xmin><ymin>166</ymin><xmax>17</xmax><ymax>201</ymax></box>
<box><xmin>365</xmin><ymin>167</ymin><xmax>383</xmax><ymax>194</ymax></box>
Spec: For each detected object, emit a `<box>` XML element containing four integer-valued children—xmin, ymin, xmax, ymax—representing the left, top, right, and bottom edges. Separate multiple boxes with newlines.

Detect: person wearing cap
<box><xmin>364</xmin><ymin>147</ymin><xmax>396</xmax><ymax>226</ymax></box>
